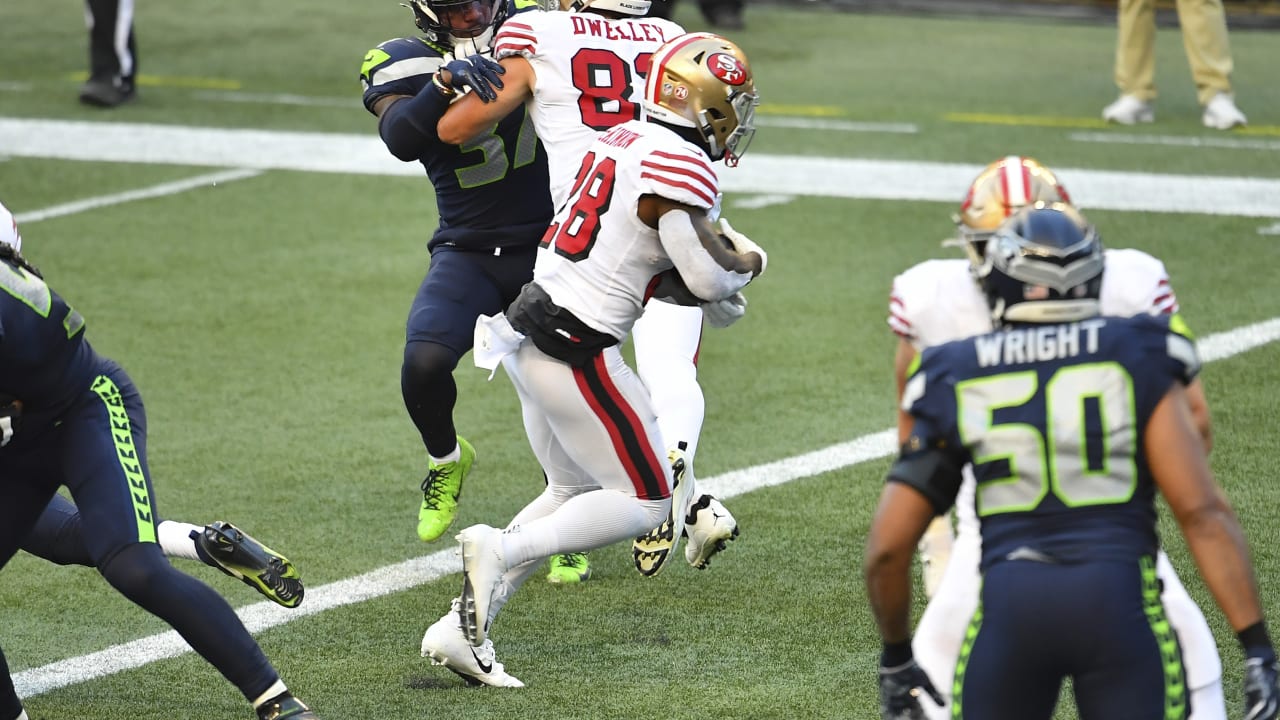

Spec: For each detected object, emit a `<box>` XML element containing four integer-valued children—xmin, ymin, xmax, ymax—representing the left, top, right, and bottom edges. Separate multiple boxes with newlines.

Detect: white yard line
<box><xmin>1069</xmin><ymin>131</ymin><xmax>1280</xmax><ymax>152</ymax></box>
<box><xmin>13</xmin><ymin>169</ymin><xmax>263</xmax><ymax>224</ymax></box>
<box><xmin>14</xmin><ymin>316</ymin><xmax>1280</xmax><ymax>698</ymax></box>
<box><xmin>2</xmin><ymin>119</ymin><xmax>1279</xmax><ymax>217</ymax></box>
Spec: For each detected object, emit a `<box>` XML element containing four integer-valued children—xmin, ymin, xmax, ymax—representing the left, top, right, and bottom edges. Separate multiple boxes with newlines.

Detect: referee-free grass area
<box><xmin>2</xmin><ymin>1</ymin><xmax>1280</xmax><ymax>718</ymax></box>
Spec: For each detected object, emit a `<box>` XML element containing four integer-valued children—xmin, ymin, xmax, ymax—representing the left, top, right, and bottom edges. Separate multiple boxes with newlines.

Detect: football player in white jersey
<box><xmin>887</xmin><ymin>156</ymin><xmax>1225</xmax><ymax>720</ymax></box>
<box><xmin>435</xmin><ymin>0</ymin><xmax>743</xmax><ymax>576</ymax></box>
<box><xmin>418</xmin><ymin>34</ymin><xmax>764</xmax><ymax>686</ymax></box>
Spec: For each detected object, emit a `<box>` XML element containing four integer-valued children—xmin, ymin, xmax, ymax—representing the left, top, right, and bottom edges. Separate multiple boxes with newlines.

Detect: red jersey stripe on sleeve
<box><xmin>640</xmin><ymin>161</ymin><xmax>717</xmax><ymax>200</ymax></box>
<box><xmin>640</xmin><ymin>172</ymin><xmax>716</xmax><ymax>207</ymax></box>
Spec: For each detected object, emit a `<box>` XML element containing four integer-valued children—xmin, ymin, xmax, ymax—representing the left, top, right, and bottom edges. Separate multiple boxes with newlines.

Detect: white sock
<box><xmin>501</xmin><ymin>489</ymin><xmax>662</xmax><ymax>567</ymax></box>
<box><xmin>157</xmin><ymin>520</ymin><xmax>204</xmax><ymax>562</ymax></box>
<box><xmin>16</xmin><ymin>710</ymin><xmax>29</xmax><ymax>720</ymax></box>
<box><xmin>429</xmin><ymin>444</ymin><xmax>460</xmax><ymax>465</ymax></box>
<box><xmin>251</xmin><ymin>680</ymin><xmax>288</xmax><ymax>709</ymax></box>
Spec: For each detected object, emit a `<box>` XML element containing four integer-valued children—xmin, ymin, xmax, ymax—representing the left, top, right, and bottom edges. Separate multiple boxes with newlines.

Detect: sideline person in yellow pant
<box><xmin>1102</xmin><ymin>0</ymin><xmax>1247</xmax><ymax>129</ymax></box>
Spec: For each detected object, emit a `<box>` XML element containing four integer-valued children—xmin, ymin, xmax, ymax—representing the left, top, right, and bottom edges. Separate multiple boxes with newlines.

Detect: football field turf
<box><xmin>1</xmin><ymin>1</ymin><xmax>1279</xmax><ymax>718</ymax></box>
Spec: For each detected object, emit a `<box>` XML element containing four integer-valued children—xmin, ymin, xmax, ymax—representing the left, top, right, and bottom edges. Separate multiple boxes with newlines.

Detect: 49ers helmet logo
<box><xmin>707</xmin><ymin>52</ymin><xmax>747</xmax><ymax>86</ymax></box>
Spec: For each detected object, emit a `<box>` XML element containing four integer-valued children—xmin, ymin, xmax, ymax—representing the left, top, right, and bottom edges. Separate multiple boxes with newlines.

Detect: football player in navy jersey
<box><xmin>359</xmin><ymin>0</ymin><xmax>591</xmax><ymax>572</ymax></box>
<box><xmin>865</xmin><ymin>205</ymin><xmax>1278</xmax><ymax>720</ymax></box>
<box><xmin>0</xmin><ymin>245</ymin><xmax>317</xmax><ymax>719</ymax></box>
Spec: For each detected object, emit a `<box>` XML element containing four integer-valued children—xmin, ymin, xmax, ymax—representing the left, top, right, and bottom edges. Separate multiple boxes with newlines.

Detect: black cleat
<box><xmin>78</xmin><ymin>76</ymin><xmax>136</xmax><ymax>108</ymax></box>
<box><xmin>196</xmin><ymin>521</ymin><xmax>304</xmax><ymax>608</ymax></box>
<box><xmin>257</xmin><ymin>693</ymin><xmax>318</xmax><ymax>720</ymax></box>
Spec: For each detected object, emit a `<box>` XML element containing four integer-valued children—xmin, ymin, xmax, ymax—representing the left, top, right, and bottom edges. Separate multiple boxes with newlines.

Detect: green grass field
<box><xmin>1</xmin><ymin>1</ymin><xmax>1279</xmax><ymax>718</ymax></box>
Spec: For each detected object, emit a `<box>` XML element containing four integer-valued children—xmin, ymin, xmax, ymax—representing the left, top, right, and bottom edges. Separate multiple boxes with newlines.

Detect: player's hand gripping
<box><xmin>440</xmin><ymin>55</ymin><xmax>505</xmax><ymax>102</ymax></box>
<box><xmin>717</xmin><ymin>218</ymin><xmax>767</xmax><ymax>276</ymax></box>
<box><xmin>1245</xmin><ymin>657</ymin><xmax>1280</xmax><ymax>720</ymax></box>
<box><xmin>702</xmin><ymin>291</ymin><xmax>747</xmax><ymax>328</ymax></box>
<box><xmin>879</xmin><ymin>659</ymin><xmax>944</xmax><ymax>720</ymax></box>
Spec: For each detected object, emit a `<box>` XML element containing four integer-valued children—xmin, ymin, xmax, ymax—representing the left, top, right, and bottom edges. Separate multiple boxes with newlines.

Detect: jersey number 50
<box><xmin>958</xmin><ymin>363</ymin><xmax>1138</xmax><ymax>516</ymax></box>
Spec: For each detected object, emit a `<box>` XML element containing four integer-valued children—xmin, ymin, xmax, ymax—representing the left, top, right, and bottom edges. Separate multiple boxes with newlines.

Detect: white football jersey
<box><xmin>535</xmin><ymin>119</ymin><xmax>718</xmax><ymax>339</ymax></box>
<box><xmin>494</xmin><ymin>11</ymin><xmax>685</xmax><ymax>209</ymax></box>
<box><xmin>889</xmin><ymin>248</ymin><xmax>1180</xmax><ymax>534</ymax></box>
<box><xmin>0</xmin><ymin>199</ymin><xmax>21</xmax><ymax>251</ymax></box>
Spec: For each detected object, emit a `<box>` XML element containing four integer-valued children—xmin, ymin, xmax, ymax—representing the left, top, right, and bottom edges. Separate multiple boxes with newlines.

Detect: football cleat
<box><xmin>1202</xmin><ymin>92</ymin><xmax>1247</xmax><ymax>130</ymax></box>
<box><xmin>196</xmin><ymin>522</ymin><xmax>304</xmax><ymax>609</ymax></box>
<box><xmin>632</xmin><ymin>449</ymin><xmax>693</xmax><ymax>577</ymax></box>
<box><xmin>546</xmin><ymin>552</ymin><xmax>592</xmax><ymax>584</ymax></box>
<box><xmin>418</xmin><ymin>436</ymin><xmax>476</xmax><ymax>542</ymax></box>
<box><xmin>421</xmin><ymin>600</ymin><xmax>524</xmax><ymax>688</ymax></box>
<box><xmin>457</xmin><ymin>524</ymin><xmax>508</xmax><ymax>646</ymax></box>
<box><xmin>1102</xmin><ymin>93</ymin><xmax>1155</xmax><ymax>125</ymax></box>
<box><xmin>684</xmin><ymin>494</ymin><xmax>739</xmax><ymax>569</ymax></box>
<box><xmin>256</xmin><ymin>694</ymin><xmax>318</xmax><ymax>720</ymax></box>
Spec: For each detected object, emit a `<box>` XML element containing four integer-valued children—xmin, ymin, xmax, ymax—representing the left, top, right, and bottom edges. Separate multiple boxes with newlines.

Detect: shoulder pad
<box><xmin>361</xmin><ymin>37</ymin><xmax>448</xmax><ymax>87</ymax></box>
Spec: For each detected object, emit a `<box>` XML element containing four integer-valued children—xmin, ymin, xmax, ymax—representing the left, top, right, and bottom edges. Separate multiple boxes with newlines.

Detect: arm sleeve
<box><xmin>885</xmin><ymin>446</ymin><xmax>965</xmax><ymax>516</ymax></box>
<box><xmin>657</xmin><ymin>210</ymin><xmax>752</xmax><ymax>302</ymax></box>
<box><xmin>377</xmin><ymin>83</ymin><xmax>453</xmax><ymax>162</ymax></box>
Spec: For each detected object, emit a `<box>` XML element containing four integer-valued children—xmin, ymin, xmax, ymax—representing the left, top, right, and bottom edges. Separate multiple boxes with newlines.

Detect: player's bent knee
<box><xmin>97</xmin><ymin>542</ymin><xmax>174</xmax><ymax>600</ymax></box>
<box><xmin>403</xmin><ymin>340</ymin><xmax>461</xmax><ymax>381</ymax></box>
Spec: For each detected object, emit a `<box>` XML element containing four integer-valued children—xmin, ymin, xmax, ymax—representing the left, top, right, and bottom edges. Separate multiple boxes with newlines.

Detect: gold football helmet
<box><xmin>953</xmin><ymin>156</ymin><xmax>1073</xmax><ymax>268</ymax></box>
<box><xmin>642</xmin><ymin>33</ymin><xmax>759</xmax><ymax>166</ymax></box>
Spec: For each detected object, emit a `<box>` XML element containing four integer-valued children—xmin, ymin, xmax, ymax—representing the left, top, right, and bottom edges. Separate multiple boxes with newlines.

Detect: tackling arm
<box><xmin>437</xmin><ymin>56</ymin><xmax>535</xmax><ymax>145</ymax></box>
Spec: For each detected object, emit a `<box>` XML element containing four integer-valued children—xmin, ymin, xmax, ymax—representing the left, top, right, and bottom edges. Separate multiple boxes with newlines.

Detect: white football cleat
<box><xmin>632</xmin><ymin>449</ymin><xmax>694</xmax><ymax>577</ymax></box>
<box><xmin>1202</xmin><ymin>92</ymin><xmax>1247</xmax><ymax>130</ymax></box>
<box><xmin>422</xmin><ymin>600</ymin><xmax>524</xmax><ymax>688</ymax></box>
<box><xmin>684</xmin><ymin>494</ymin><xmax>738</xmax><ymax>569</ymax></box>
<box><xmin>1102</xmin><ymin>94</ymin><xmax>1154</xmax><ymax>125</ymax></box>
<box><xmin>457</xmin><ymin>524</ymin><xmax>507</xmax><ymax>646</ymax></box>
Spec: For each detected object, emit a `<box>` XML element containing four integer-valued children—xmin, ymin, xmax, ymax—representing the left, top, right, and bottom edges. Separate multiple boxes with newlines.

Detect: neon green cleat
<box><xmin>546</xmin><ymin>552</ymin><xmax>591</xmax><ymax>584</ymax></box>
<box><xmin>418</xmin><ymin>436</ymin><xmax>476</xmax><ymax>542</ymax></box>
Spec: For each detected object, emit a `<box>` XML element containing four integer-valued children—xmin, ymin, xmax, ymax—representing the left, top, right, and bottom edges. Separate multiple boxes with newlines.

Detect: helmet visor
<box><xmin>431</xmin><ymin>0</ymin><xmax>499</xmax><ymax>38</ymax></box>
<box><xmin>723</xmin><ymin>91</ymin><xmax>759</xmax><ymax>165</ymax></box>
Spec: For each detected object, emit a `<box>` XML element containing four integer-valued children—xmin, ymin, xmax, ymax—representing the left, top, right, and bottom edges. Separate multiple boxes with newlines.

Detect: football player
<box><xmin>418</xmin><ymin>34</ymin><xmax>764</xmax><ymax>687</ymax></box>
<box><xmin>0</xmin><ymin>242</ymin><xmax>316</xmax><ymax>719</ymax></box>
<box><xmin>435</xmin><ymin>0</ymin><xmax>743</xmax><ymax>578</ymax></box>
<box><xmin>887</xmin><ymin>157</ymin><xmax>1225</xmax><ymax>720</ymax></box>
<box><xmin>361</xmin><ymin>0</ymin><xmax>606</xmax><ymax>580</ymax></box>
<box><xmin>867</xmin><ymin>204</ymin><xmax>1278</xmax><ymax>720</ymax></box>
<box><xmin>0</xmin><ymin>199</ymin><xmax>303</xmax><ymax>609</ymax></box>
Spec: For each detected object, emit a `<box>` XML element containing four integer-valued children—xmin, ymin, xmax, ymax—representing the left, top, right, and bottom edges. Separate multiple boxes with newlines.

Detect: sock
<box><xmin>501</xmin><ymin>489</ymin><xmax>661</xmax><ymax>567</ymax></box>
<box><xmin>429</xmin><ymin>444</ymin><xmax>460</xmax><ymax>465</ymax></box>
<box><xmin>157</xmin><ymin>520</ymin><xmax>204</xmax><ymax>562</ymax></box>
<box><xmin>252</xmin><ymin>680</ymin><xmax>289</xmax><ymax>709</ymax></box>
<box><xmin>16</xmin><ymin>711</ymin><xmax>29</xmax><ymax>720</ymax></box>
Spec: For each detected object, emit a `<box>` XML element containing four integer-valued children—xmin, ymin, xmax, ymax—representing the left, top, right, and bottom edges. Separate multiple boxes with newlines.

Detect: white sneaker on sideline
<box><xmin>1202</xmin><ymin>93</ymin><xmax>1247</xmax><ymax>129</ymax></box>
<box><xmin>1102</xmin><ymin>94</ymin><xmax>1155</xmax><ymax>125</ymax></box>
<box><xmin>422</xmin><ymin>600</ymin><xmax>524</xmax><ymax>688</ymax></box>
<box><xmin>457</xmin><ymin>524</ymin><xmax>507</xmax><ymax>646</ymax></box>
<box><xmin>684</xmin><ymin>494</ymin><xmax>739</xmax><ymax>569</ymax></box>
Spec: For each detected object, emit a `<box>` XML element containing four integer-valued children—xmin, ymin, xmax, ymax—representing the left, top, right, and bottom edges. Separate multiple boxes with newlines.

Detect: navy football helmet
<box><xmin>408</xmin><ymin>0</ymin><xmax>508</xmax><ymax>54</ymax></box>
<box><xmin>979</xmin><ymin>202</ymin><xmax>1105</xmax><ymax>326</ymax></box>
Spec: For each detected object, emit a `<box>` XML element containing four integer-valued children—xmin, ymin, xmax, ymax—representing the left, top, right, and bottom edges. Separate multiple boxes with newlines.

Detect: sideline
<box><xmin>14</xmin><ymin>315</ymin><xmax>1280</xmax><ymax>697</ymax></box>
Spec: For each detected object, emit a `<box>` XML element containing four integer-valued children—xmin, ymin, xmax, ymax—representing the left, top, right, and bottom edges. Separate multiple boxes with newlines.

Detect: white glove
<box><xmin>708</xmin><ymin>193</ymin><xmax>723</xmax><ymax>223</ymax></box>
<box><xmin>718</xmin><ymin>218</ymin><xmax>767</xmax><ymax>275</ymax></box>
<box><xmin>701</xmin><ymin>292</ymin><xmax>747</xmax><ymax>328</ymax></box>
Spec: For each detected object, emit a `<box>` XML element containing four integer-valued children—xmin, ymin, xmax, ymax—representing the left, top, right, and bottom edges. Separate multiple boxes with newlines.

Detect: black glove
<box><xmin>442</xmin><ymin>55</ymin><xmax>505</xmax><ymax>103</ymax></box>
<box><xmin>879</xmin><ymin>659</ymin><xmax>944</xmax><ymax>720</ymax></box>
<box><xmin>0</xmin><ymin>395</ymin><xmax>21</xmax><ymax>447</ymax></box>
<box><xmin>1245</xmin><ymin>657</ymin><xmax>1280</xmax><ymax>720</ymax></box>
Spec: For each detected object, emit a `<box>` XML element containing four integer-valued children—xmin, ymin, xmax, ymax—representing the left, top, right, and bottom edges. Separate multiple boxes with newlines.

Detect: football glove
<box><xmin>879</xmin><ymin>659</ymin><xmax>943</xmax><ymax>720</ymax></box>
<box><xmin>443</xmin><ymin>55</ymin><xmax>505</xmax><ymax>103</ymax></box>
<box><xmin>717</xmin><ymin>218</ymin><xmax>767</xmax><ymax>275</ymax></box>
<box><xmin>0</xmin><ymin>395</ymin><xmax>21</xmax><ymax>447</ymax></box>
<box><xmin>1245</xmin><ymin>657</ymin><xmax>1280</xmax><ymax>720</ymax></box>
<box><xmin>702</xmin><ymin>291</ymin><xmax>747</xmax><ymax>328</ymax></box>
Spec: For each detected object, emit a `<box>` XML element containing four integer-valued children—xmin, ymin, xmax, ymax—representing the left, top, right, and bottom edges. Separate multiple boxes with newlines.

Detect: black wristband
<box><xmin>1238</xmin><ymin>621</ymin><xmax>1276</xmax><ymax>660</ymax></box>
<box><xmin>881</xmin><ymin>639</ymin><xmax>913</xmax><ymax>668</ymax></box>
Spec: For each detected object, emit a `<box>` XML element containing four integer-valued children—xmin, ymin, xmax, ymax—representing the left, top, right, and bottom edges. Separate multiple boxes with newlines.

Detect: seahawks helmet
<box><xmin>979</xmin><ymin>203</ymin><xmax>1104</xmax><ymax>326</ymax></box>
<box><xmin>407</xmin><ymin>0</ymin><xmax>508</xmax><ymax>56</ymax></box>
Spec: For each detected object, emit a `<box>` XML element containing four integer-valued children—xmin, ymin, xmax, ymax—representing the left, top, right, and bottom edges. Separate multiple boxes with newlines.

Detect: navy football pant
<box><xmin>954</xmin><ymin>557</ymin><xmax>1188</xmax><ymax>720</ymax></box>
<box><xmin>0</xmin><ymin>364</ymin><xmax>279</xmax><ymax>703</ymax></box>
<box><xmin>403</xmin><ymin>244</ymin><xmax>535</xmax><ymax>456</ymax></box>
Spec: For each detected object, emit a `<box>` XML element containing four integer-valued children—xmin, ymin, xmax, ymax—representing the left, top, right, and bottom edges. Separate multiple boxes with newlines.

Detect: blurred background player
<box><xmin>419</xmin><ymin>34</ymin><xmax>764</xmax><ymax>687</ymax></box>
<box><xmin>437</xmin><ymin>0</ymin><xmax>743</xmax><ymax>579</ymax></box>
<box><xmin>361</xmin><ymin>0</ymin><xmax>603</xmax><ymax>581</ymax></box>
<box><xmin>0</xmin><ymin>199</ymin><xmax>303</xmax><ymax>609</ymax></box>
<box><xmin>0</xmin><ymin>239</ymin><xmax>316</xmax><ymax>718</ymax></box>
<box><xmin>1102</xmin><ymin>0</ymin><xmax>1246</xmax><ymax>129</ymax></box>
<box><xmin>80</xmin><ymin>0</ymin><xmax>138</xmax><ymax>107</ymax></box>
<box><xmin>887</xmin><ymin>157</ymin><xmax>1225</xmax><ymax>719</ymax></box>
<box><xmin>868</xmin><ymin>204</ymin><xmax>1278</xmax><ymax>720</ymax></box>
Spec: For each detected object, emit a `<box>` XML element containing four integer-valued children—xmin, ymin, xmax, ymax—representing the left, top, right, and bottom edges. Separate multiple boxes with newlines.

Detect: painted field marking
<box><xmin>730</xmin><ymin>194</ymin><xmax>796</xmax><ymax>211</ymax></box>
<box><xmin>67</xmin><ymin>72</ymin><xmax>242</xmax><ymax>91</ymax></box>
<box><xmin>13</xmin><ymin>316</ymin><xmax>1280</xmax><ymax>698</ymax></box>
<box><xmin>945</xmin><ymin>112</ymin><xmax>1111</xmax><ymax>129</ymax></box>
<box><xmin>1</xmin><ymin>119</ymin><xmax>1278</xmax><ymax>218</ymax></box>
<box><xmin>1070</xmin><ymin>131</ymin><xmax>1280</xmax><ymax>152</ymax></box>
<box><xmin>755</xmin><ymin>116</ymin><xmax>918</xmax><ymax>134</ymax></box>
<box><xmin>13</xmin><ymin>169</ymin><xmax>264</xmax><ymax>225</ymax></box>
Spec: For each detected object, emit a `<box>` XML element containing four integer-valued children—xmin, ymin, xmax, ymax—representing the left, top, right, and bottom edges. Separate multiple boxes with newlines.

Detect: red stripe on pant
<box><xmin>572</xmin><ymin>354</ymin><xmax>669</xmax><ymax>501</ymax></box>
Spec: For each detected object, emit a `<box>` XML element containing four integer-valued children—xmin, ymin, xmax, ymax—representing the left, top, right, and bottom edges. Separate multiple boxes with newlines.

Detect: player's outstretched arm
<box><xmin>437</xmin><ymin>56</ymin><xmax>534</xmax><ymax>145</ymax></box>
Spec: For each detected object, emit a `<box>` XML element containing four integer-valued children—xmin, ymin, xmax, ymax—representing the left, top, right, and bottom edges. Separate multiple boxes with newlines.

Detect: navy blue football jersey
<box><xmin>360</xmin><ymin>6</ymin><xmax>552</xmax><ymax>252</ymax></box>
<box><xmin>900</xmin><ymin>315</ymin><xmax>1200</xmax><ymax>569</ymax></box>
<box><xmin>0</xmin><ymin>257</ymin><xmax>97</xmax><ymax>443</ymax></box>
